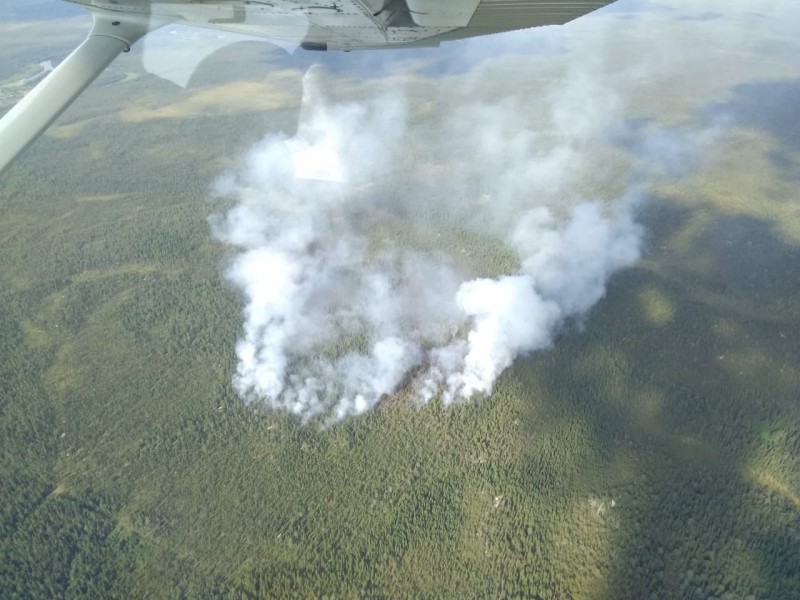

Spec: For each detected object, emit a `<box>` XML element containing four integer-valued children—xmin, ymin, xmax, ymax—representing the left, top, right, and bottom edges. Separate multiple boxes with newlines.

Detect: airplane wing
<box><xmin>0</xmin><ymin>0</ymin><xmax>617</xmax><ymax>175</ymax></box>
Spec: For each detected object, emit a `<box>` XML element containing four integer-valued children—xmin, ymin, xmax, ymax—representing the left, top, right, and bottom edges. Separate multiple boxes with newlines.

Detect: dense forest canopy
<box><xmin>1</xmin><ymin>0</ymin><xmax>799</xmax><ymax>598</ymax></box>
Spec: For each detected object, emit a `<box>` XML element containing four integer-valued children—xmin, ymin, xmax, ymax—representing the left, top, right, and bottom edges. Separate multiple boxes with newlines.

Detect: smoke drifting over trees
<box><xmin>3</xmin><ymin>1</ymin><xmax>800</xmax><ymax>597</ymax></box>
<box><xmin>207</xmin><ymin>0</ymin><xmax>753</xmax><ymax>422</ymax></box>
<box><xmin>210</xmin><ymin>60</ymin><xmax>653</xmax><ymax>421</ymax></box>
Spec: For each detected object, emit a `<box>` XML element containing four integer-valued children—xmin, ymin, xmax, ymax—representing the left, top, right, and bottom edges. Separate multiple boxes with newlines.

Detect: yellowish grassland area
<box><xmin>746</xmin><ymin>470</ymin><xmax>800</xmax><ymax>510</ymax></box>
<box><xmin>71</xmin><ymin>263</ymin><xmax>173</xmax><ymax>282</ymax></box>
<box><xmin>119</xmin><ymin>77</ymin><xmax>297</xmax><ymax>122</ymax></box>
<box><xmin>47</xmin><ymin>119</ymin><xmax>93</xmax><ymax>139</ymax></box>
<box><xmin>20</xmin><ymin>318</ymin><xmax>50</xmax><ymax>348</ymax></box>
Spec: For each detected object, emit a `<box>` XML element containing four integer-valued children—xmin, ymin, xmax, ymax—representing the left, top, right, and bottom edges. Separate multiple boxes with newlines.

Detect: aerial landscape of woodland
<box><xmin>1</xmin><ymin>0</ymin><xmax>799</xmax><ymax>598</ymax></box>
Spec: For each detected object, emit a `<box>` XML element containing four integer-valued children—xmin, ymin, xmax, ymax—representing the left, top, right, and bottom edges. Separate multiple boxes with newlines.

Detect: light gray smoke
<box><xmin>210</xmin><ymin>66</ymin><xmax>650</xmax><ymax>422</ymax></box>
<box><xmin>203</xmin><ymin>0</ymin><xmax>800</xmax><ymax>422</ymax></box>
<box><xmin>424</xmin><ymin>197</ymin><xmax>644</xmax><ymax>405</ymax></box>
<box><xmin>209</xmin><ymin>8</ymin><xmax>729</xmax><ymax>422</ymax></box>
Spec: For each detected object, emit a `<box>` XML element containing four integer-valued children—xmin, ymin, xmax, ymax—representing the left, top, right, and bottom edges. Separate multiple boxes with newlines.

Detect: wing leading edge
<box><xmin>0</xmin><ymin>0</ymin><xmax>617</xmax><ymax>175</ymax></box>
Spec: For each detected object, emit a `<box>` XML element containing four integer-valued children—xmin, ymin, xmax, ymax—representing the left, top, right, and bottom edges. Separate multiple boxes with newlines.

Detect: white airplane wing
<box><xmin>0</xmin><ymin>0</ymin><xmax>617</xmax><ymax>174</ymax></box>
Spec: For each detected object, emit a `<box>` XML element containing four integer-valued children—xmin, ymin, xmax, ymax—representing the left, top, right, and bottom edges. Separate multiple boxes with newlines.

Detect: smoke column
<box><xmin>209</xmin><ymin>34</ymin><xmax>692</xmax><ymax>422</ymax></box>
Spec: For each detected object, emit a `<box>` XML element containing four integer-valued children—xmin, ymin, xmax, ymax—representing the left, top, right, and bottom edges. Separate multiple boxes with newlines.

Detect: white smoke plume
<box><xmin>208</xmin><ymin>21</ymin><xmax>703</xmax><ymax>422</ymax></box>
<box><xmin>201</xmin><ymin>0</ymin><xmax>800</xmax><ymax>423</ymax></box>
<box><xmin>426</xmin><ymin>198</ymin><xmax>644</xmax><ymax>404</ymax></box>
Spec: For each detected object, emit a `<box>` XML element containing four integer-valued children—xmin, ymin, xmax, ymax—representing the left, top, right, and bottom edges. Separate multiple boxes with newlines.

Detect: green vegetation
<box><xmin>2</xmin><ymin>16</ymin><xmax>800</xmax><ymax>600</ymax></box>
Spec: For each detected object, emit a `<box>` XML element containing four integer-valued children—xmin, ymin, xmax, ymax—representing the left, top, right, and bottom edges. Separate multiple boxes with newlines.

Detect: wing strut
<box><xmin>0</xmin><ymin>11</ymin><xmax>158</xmax><ymax>176</ymax></box>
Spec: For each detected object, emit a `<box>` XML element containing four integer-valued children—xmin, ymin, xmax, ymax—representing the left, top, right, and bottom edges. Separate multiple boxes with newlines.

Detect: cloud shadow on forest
<box><xmin>511</xmin><ymin>197</ymin><xmax>800</xmax><ymax>598</ymax></box>
<box><xmin>703</xmin><ymin>79</ymin><xmax>800</xmax><ymax>157</ymax></box>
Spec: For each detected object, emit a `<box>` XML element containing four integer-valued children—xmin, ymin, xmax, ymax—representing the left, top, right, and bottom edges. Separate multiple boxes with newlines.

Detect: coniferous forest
<box><xmin>1</xmin><ymin>2</ymin><xmax>800</xmax><ymax>598</ymax></box>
